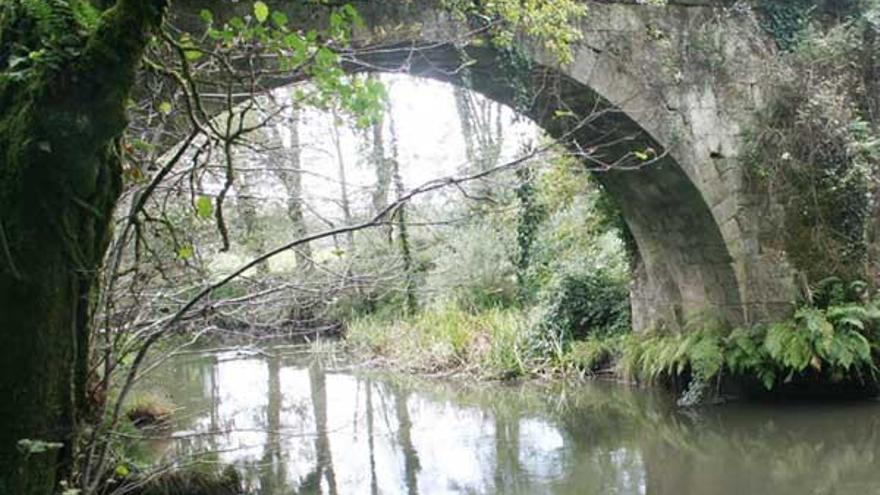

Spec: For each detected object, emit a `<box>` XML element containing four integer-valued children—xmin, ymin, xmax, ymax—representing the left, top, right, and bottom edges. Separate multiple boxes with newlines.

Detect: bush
<box><xmin>563</xmin><ymin>335</ymin><xmax>624</xmax><ymax>373</ymax></box>
<box><xmin>531</xmin><ymin>267</ymin><xmax>631</xmax><ymax>350</ymax></box>
<box><xmin>421</xmin><ymin>222</ymin><xmax>519</xmax><ymax>310</ymax></box>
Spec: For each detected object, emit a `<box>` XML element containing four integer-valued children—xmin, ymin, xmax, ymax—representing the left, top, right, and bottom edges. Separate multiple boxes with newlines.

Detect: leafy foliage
<box><xmin>531</xmin><ymin>268</ymin><xmax>630</xmax><ymax>345</ymax></box>
<box><xmin>422</xmin><ymin>221</ymin><xmax>519</xmax><ymax>311</ymax></box>
<box><xmin>0</xmin><ymin>0</ymin><xmax>98</xmax><ymax>81</ymax></box>
<box><xmin>443</xmin><ymin>0</ymin><xmax>588</xmax><ymax>64</ymax></box>
<box><xmin>756</xmin><ymin>0</ymin><xmax>864</xmax><ymax>49</ymax></box>
<box><xmin>616</xmin><ymin>299</ymin><xmax>880</xmax><ymax>395</ymax></box>
<box><xmin>744</xmin><ymin>2</ymin><xmax>880</xmax><ymax>284</ymax></box>
<box><xmin>194</xmin><ymin>2</ymin><xmax>387</xmax><ymax>126</ymax></box>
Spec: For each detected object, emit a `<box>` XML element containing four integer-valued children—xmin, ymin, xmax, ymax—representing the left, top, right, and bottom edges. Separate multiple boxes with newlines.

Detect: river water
<box><xmin>139</xmin><ymin>347</ymin><xmax>880</xmax><ymax>495</ymax></box>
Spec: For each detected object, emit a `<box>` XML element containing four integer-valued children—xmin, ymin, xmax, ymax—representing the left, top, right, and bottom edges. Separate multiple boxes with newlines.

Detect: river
<box><xmin>137</xmin><ymin>346</ymin><xmax>880</xmax><ymax>494</ymax></box>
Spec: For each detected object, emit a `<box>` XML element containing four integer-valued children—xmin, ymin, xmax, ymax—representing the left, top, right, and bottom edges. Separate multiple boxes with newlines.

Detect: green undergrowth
<box><xmin>570</xmin><ymin>300</ymin><xmax>880</xmax><ymax>402</ymax></box>
<box><xmin>346</xmin><ymin>303</ymin><xmax>534</xmax><ymax>378</ymax></box>
<box><xmin>347</xmin><ymin>292</ymin><xmax>880</xmax><ymax>404</ymax></box>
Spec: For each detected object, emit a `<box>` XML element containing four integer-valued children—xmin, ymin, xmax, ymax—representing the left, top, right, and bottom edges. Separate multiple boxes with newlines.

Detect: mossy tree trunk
<box><xmin>0</xmin><ymin>1</ymin><xmax>166</xmax><ymax>493</ymax></box>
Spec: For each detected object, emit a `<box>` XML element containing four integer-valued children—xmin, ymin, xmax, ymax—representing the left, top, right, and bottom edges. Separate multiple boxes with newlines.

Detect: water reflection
<box><xmin>141</xmin><ymin>349</ymin><xmax>880</xmax><ymax>495</ymax></box>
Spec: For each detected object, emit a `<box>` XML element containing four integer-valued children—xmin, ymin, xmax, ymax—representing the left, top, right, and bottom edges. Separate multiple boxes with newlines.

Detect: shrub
<box><xmin>422</xmin><ymin>222</ymin><xmax>519</xmax><ymax>310</ymax></box>
<box><xmin>530</xmin><ymin>267</ymin><xmax>631</xmax><ymax>352</ymax></box>
<box><xmin>564</xmin><ymin>335</ymin><xmax>624</xmax><ymax>373</ymax></box>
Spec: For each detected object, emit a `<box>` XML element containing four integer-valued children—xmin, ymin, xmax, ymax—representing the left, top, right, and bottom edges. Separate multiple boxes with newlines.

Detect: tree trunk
<box><xmin>388</xmin><ymin>109</ymin><xmax>418</xmax><ymax>315</ymax></box>
<box><xmin>453</xmin><ymin>86</ymin><xmax>479</xmax><ymax>169</ymax></box>
<box><xmin>0</xmin><ymin>1</ymin><xmax>166</xmax><ymax>492</ymax></box>
<box><xmin>237</xmin><ymin>161</ymin><xmax>269</xmax><ymax>275</ymax></box>
<box><xmin>280</xmin><ymin>106</ymin><xmax>312</xmax><ymax>268</ymax></box>
<box><xmin>330</xmin><ymin>109</ymin><xmax>355</xmax><ymax>251</ymax></box>
<box><xmin>368</xmin><ymin>76</ymin><xmax>392</xmax><ymax>216</ymax></box>
<box><xmin>452</xmin><ymin>86</ymin><xmax>504</xmax><ymax>208</ymax></box>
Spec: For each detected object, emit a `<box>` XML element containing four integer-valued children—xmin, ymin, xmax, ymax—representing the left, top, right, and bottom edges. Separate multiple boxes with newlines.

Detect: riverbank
<box><xmin>343</xmin><ymin>295</ymin><xmax>880</xmax><ymax>403</ymax></box>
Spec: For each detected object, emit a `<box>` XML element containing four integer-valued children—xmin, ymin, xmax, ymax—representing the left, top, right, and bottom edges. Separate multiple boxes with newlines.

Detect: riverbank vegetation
<box><xmin>3</xmin><ymin>0</ymin><xmax>880</xmax><ymax>492</ymax></box>
<box><xmin>348</xmin><ymin>277</ymin><xmax>880</xmax><ymax>406</ymax></box>
<box><xmin>347</xmin><ymin>0</ymin><xmax>880</xmax><ymax>397</ymax></box>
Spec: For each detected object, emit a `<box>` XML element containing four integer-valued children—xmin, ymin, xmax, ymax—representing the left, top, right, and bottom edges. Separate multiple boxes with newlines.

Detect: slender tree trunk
<box><xmin>453</xmin><ymin>86</ymin><xmax>504</xmax><ymax>208</ymax></box>
<box><xmin>237</xmin><ymin>162</ymin><xmax>269</xmax><ymax>275</ymax></box>
<box><xmin>514</xmin><ymin>162</ymin><xmax>541</xmax><ymax>301</ymax></box>
<box><xmin>273</xmin><ymin>104</ymin><xmax>311</xmax><ymax>268</ymax></box>
<box><xmin>369</xmin><ymin>77</ymin><xmax>392</xmax><ymax>216</ymax></box>
<box><xmin>388</xmin><ymin>109</ymin><xmax>418</xmax><ymax>315</ymax></box>
<box><xmin>330</xmin><ymin>108</ymin><xmax>354</xmax><ymax>251</ymax></box>
<box><xmin>286</xmin><ymin>108</ymin><xmax>312</xmax><ymax>267</ymax></box>
<box><xmin>453</xmin><ymin>86</ymin><xmax>479</xmax><ymax>169</ymax></box>
<box><xmin>0</xmin><ymin>1</ymin><xmax>166</xmax><ymax>493</ymax></box>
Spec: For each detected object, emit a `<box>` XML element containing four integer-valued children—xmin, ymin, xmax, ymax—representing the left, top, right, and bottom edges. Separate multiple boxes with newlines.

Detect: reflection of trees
<box><xmin>259</xmin><ymin>354</ymin><xmax>288</xmax><ymax>494</ymax></box>
<box><xmin>493</xmin><ymin>409</ymin><xmax>524</xmax><ymax>494</ymax></box>
<box><xmin>366</xmin><ymin>380</ymin><xmax>379</xmax><ymax>495</ymax></box>
<box><xmin>641</xmin><ymin>405</ymin><xmax>880</xmax><ymax>495</ymax></box>
<box><xmin>308</xmin><ymin>359</ymin><xmax>338</xmax><ymax>494</ymax></box>
<box><xmin>385</xmin><ymin>381</ymin><xmax>421</xmax><ymax>495</ymax></box>
<box><xmin>149</xmin><ymin>355</ymin><xmax>880</xmax><ymax>495</ymax></box>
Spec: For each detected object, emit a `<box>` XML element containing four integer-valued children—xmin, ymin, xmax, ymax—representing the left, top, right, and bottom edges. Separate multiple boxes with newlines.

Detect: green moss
<box><xmin>0</xmin><ymin>1</ymin><xmax>167</xmax><ymax>492</ymax></box>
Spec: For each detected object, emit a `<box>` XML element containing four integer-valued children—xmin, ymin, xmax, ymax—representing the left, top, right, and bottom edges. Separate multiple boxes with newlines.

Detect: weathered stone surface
<box><xmin>169</xmin><ymin>0</ymin><xmax>796</xmax><ymax>330</ymax></box>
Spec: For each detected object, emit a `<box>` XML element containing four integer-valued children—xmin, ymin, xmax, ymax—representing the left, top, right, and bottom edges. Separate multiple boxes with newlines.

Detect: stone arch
<box><xmin>170</xmin><ymin>0</ymin><xmax>796</xmax><ymax>330</ymax></box>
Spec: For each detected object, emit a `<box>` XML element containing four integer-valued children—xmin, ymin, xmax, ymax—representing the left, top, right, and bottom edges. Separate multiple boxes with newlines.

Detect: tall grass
<box><xmin>346</xmin><ymin>302</ymin><xmax>532</xmax><ymax>378</ymax></box>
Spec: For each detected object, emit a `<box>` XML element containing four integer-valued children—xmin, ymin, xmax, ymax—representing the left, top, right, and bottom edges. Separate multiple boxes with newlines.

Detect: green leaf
<box><xmin>200</xmin><ymin>9</ymin><xmax>213</xmax><ymax>24</ymax></box>
<box><xmin>760</xmin><ymin>370</ymin><xmax>776</xmax><ymax>390</ymax></box>
<box><xmin>271</xmin><ymin>11</ymin><xmax>288</xmax><ymax>28</ymax></box>
<box><xmin>158</xmin><ymin>101</ymin><xmax>173</xmax><ymax>115</ymax></box>
<box><xmin>196</xmin><ymin>196</ymin><xmax>214</xmax><ymax>219</ymax></box>
<box><xmin>554</xmin><ymin>109</ymin><xmax>575</xmax><ymax>119</ymax></box>
<box><xmin>254</xmin><ymin>1</ymin><xmax>269</xmax><ymax>23</ymax></box>
<box><xmin>177</xmin><ymin>245</ymin><xmax>194</xmax><ymax>260</ymax></box>
<box><xmin>115</xmin><ymin>464</ymin><xmax>130</xmax><ymax>477</ymax></box>
<box><xmin>184</xmin><ymin>49</ymin><xmax>202</xmax><ymax>61</ymax></box>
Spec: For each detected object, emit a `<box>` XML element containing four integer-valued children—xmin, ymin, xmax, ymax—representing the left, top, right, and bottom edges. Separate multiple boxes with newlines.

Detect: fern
<box><xmin>689</xmin><ymin>333</ymin><xmax>723</xmax><ymax>381</ymax></box>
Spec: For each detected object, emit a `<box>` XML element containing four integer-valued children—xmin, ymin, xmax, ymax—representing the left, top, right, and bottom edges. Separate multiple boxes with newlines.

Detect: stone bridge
<box><xmin>172</xmin><ymin>0</ymin><xmax>794</xmax><ymax>331</ymax></box>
